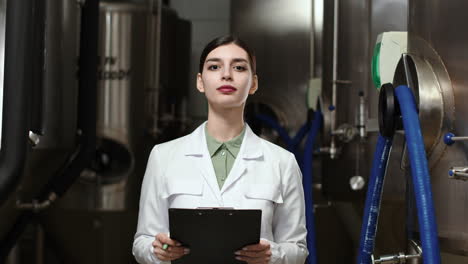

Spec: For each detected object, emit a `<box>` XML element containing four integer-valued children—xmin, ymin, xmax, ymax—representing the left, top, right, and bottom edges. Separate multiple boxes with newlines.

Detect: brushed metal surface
<box><xmin>0</xmin><ymin>0</ymin><xmax>80</xmax><ymax>241</ymax></box>
<box><xmin>321</xmin><ymin>0</ymin><xmax>408</xmax><ymax>200</ymax></box>
<box><xmin>231</xmin><ymin>0</ymin><xmax>311</xmax><ymax>132</ymax></box>
<box><xmin>405</xmin><ymin>0</ymin><xmax>468</xmax><ymax>256</ymax></box>
<box><xmin>55</xmin><ymin>1</ymin><xmax>155</xmax><ymax>212</ymax></box>
<box><xmin>392</xmin><ymin>52</ymin><xmax>452</xmax><ymax>167</ymax></box>
<box><xmin>39</xmin><ymin>0</ymin><xmax>80</xmax><ymax>149</ymax></box>
<box><xmin>41</xmin><ymin>2</ymin><xmax>160</xmax><ymax>263</ymax></box>
<box><xmin>97</xmin><ymin>2</ymin><xmax>144</xmax><ymax>145</ymax></box>
<box><xmin>0</xmin><ymin>0</ymin><xmax>5</xmax><ymax>149</ymax></box>
<box><xmin>312</xmin><ymin>0</ymin><xmax>324</xmax><ymax>78</ymax></box>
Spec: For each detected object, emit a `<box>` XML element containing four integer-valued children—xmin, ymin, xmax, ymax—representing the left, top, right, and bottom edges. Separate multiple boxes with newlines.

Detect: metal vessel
<box><xmin>391</xmin><ymin>0</ymin><xmax>468</xmax><ymax>261</ymax></box>
<box><xmin>231</xmin><ymin>0</ymin><xmax>311</xmax><ymax>138</ymax></box>
<box><xmin>0</xmin><ymin>1</ymin><xmax>81</xmax><ymax>262</ymax></box>
<box><xmin>41</xmin><ymin>2</ymin><xmax>160</xmax><ymax>263</ymax></box>
<box><xmin>320</xmin><ymin>0</ymin><xmax>408</xmax><ymax>201</ymax></box>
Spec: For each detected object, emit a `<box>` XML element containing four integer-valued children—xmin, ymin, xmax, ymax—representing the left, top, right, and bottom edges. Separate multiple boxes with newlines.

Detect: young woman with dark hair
<box><xmin>133</xmin><ymin>35</ymin><xmax>308</xmax><ymax>264</ymax></box>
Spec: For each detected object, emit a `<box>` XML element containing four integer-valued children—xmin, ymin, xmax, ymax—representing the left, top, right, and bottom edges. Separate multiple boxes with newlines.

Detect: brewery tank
<box><xmin>41</xmin><ymin>1</ymin><xmax>160</xmax><ymax>263</ymax></box>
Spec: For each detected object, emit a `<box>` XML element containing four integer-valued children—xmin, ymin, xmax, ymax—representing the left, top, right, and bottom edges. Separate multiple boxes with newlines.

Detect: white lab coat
<box><xmin>133</xmin><ymin>123</ymin><xmax>308</xmax><ymax>264</ymax></box>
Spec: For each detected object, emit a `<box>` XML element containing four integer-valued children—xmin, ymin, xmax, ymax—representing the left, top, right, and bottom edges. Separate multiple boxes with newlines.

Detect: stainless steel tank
<box><xmin>1</xmin><ymin>0</ymin><xmax>80</xmax><ymax>259</ymax></box>
<box><xmin>387</xmin><ymin>0</ymin><xmax>468</xmax><ymax>262</ymax></box>
<box><xmin>230</xmin><ymin>1</ymin><xmax>386</xmax><ymax>263</ymax></box>
<box><xmin>0</xmin><ymin>0</ymin><xmax>5</xmax><ymax>146</ymax></box>
<box><xmin>41</xmin><ymin>1</ymin><xmax>160</xmax><ymax>263</ymax></box>
<box><xmin>231</xmin><ymin>0</ymin><xmax>312</xmax><ymax>137</ymax></box>
<box><xmin>320</xmin><ymin>0</ymin><xmax>408</xmax><ymax>200</ymax></box>
<box><xmin>319</xmin><ymin>0</ymin><xmax>409</xmax><ymax>259</ymax></box>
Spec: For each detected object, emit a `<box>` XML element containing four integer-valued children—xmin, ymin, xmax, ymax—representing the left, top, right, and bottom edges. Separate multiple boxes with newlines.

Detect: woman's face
<box><xmin>197</xmin><ymin>43</ymin><xmax>257</xmax><ymax>109</ymax></box>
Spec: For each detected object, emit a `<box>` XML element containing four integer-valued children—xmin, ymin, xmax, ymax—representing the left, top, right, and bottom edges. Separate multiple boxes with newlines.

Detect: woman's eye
<box><xmin>234</xmin><ymin>65</ymin><xmax>246</xmax><ymax>71</ymax></box>
<box><xmin>208</xmin><ymin>65</ymin><xmax>219</xmax><ymax>70</ymax></box>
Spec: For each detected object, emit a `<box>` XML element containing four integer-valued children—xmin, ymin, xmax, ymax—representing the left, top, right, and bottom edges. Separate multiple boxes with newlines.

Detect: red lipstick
<box><xmin>217</xmin><ymin>85</ymin><xmax>237</xmax><ymax>93</ymax></box>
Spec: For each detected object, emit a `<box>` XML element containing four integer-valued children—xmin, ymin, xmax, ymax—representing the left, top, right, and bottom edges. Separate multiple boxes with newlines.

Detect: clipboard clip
<box><xmin>196</xmin><ymin>207</ymin><xmax>235</xmax><ymax>210</ymax></box>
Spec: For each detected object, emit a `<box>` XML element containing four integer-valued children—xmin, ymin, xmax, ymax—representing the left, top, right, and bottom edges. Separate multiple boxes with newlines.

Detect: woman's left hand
<box><xmin>235</xmin><ymin>239</ymin><xmax>272</xmax><ymax>264</ymax></box>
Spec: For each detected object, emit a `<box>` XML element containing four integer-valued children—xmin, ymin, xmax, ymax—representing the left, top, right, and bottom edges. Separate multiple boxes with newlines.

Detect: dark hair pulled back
<box><xmin>198</xmin><ymin>35</ymin><xmax>256</xmax><ymax>74</ymax></box>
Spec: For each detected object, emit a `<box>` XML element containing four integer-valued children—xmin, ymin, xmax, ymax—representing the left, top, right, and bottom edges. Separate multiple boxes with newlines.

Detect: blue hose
<box><xmin>254</xmin><ymin>114</ymin><xmax>314</xmax><ymax>153</ymax></box>
<box><xmin>302</xmin><ymin>110</ymin><xmax>322</xmax><ymax>264</ymax></box>
<box><xmin>356</xmin><ymin>135</ymin><xmax>392</xmax><ymax>264</ymax></box>
<box><xmin>394</xmin><ymin>85</ymin><xmax>441</xmax><ymax>264</ymax></box>
<box><xmin>254</xmin><ymin>114</ymin><xmax>292</xmax><ymax>148</ymax></box>
<box><xmin>255</xmin><ymin>112</ymin><xmax>321</xmax><ymax>263</ymax></box>
<box><xmin>290</xmin><ymin>122</ymin><xmax>310</xmax><ymax>152</ymax></box>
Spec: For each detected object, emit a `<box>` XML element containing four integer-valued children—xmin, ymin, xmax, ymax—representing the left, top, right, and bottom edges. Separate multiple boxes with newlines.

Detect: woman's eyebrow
<box><xmin>205</xmin><ymin>58</ymin><xmax>249</xmax><ymax>63</ymax></box>
<box><xmin>232</xmin><ymin>58</ymin><xmax>249</xmax><ymax>64</ymax></box>
<box><xmin>205</xmin><ymin>58</ymin><xmax>222</xmax><ymax>63</ymax></box>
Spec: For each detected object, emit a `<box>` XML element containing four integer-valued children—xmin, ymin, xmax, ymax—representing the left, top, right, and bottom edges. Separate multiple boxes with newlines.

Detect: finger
<box><xmin>259</xmin><ymin>239</ymin><xmax>271</xmax><ymax>248</ymax></box>
<box><xmin>167</xmin><ymin>245</ymin><xmax>188</xmax><ymax>255</ymax></box>
<box><xmin>154</xmin><ymin>247</ymin><xmax>185</xmax><ymax>260</ymax></box>
<box><xmin>235</xmin><ymin>255</ymin><xmax>271</xmax><ymax>264</ymax></box>
<box><xmin>236</xmin><ymin>249</ymin><xmax>271</xmax><ymax>258</ymax></box>
<box><xmin>242</xmin><ymin>240</ymin><xmax>270</xmax><ymax>252</ymax></box>
<box><xmin>156</xmin><ymin>233</ymin><xmax>181</xmax><ymax>246</ymax></box>
<box><xmin>154</xmin><ymin>244</ymin><xmax>190</xmax><ymax>257</ymax></box>
<box><xmin>154</xmin><ymin>247</ymin><xmax>171</xmax><ymax>261</ymax></box>
<box><xmin>242</xmin><ymin>243</ymin><xmax>269</xmax><ymax>252</ymax></box>
<box><xmin>152</xmin><ymin>239</ymin><xmax>162</xmax><ymax>248</ymax></box>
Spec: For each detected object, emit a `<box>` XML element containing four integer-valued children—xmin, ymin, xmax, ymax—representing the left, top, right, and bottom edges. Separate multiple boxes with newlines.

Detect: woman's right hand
<box><xmin>152</xmin><ymin>233</ymin><xmax>190</xmax><ymax>261</ymax></box>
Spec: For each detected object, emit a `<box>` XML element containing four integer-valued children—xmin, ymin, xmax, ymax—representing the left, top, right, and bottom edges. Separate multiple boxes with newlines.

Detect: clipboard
<box><xmin>169</xmin><ymin>208</ymin><xmax>262</xmax><ymax>264</ymax></box>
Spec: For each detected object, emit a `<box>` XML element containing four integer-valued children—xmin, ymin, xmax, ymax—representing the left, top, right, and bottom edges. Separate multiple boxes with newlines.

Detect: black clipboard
<box><xmin>169</xmin><ymin>208</ymin><xmax>262</xmax><ymax>264</ymax></box>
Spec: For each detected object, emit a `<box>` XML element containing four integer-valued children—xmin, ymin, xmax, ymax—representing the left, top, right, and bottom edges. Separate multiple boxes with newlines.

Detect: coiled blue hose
<box><xmin>356</xmin><ymin>135</ymin><xmax>392</xmax><ymax>264</ymax></box>
<box><xmin>302</xmin><ymin>110</ymin><xmax>322</xmax><ymax>264</ymax></box>
<box><xmin>291</xmin><ymin>122</ymin><xmax>310</xmax><ymax>152</ymax></box>
<box><xmin>357</xmin><ymin>85</ymin><xmax>440</xmax><ymax>264</ymax></box>
<box><xmin>254</xmin><ymin>114</ymin><xmax>292</xmax><ymax>148</ymax></box>
<box><xmin>254</xmin><ymin>111</ymin><xmax>321</xmax><ymax>263</ymax></box>
<box><xmin>394</xmin><ymin>85</ymin><xmax>441</xmax><ymax>264</ymax></box>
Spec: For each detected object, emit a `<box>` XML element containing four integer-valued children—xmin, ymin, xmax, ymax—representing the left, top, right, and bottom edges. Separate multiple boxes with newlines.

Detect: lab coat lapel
<box><xmin>221</xmin><ymin>125</ymin><xmax>263</xmax><ymax>193</ymax></box>
<box><xmin>184</xmin><ymin>123</ymin><xmax>223</xmax><ymax>204</ymax></box>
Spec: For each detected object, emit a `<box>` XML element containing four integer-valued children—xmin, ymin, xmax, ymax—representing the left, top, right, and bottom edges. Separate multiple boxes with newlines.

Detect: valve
<box><xmin>372</xmin><ymin>240</ymin><xmax>422</xmax><ymax>264</ymax></box>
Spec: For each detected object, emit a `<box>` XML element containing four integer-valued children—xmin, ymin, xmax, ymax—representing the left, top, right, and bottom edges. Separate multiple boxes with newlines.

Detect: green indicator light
<box><xmin>372</xmin><ymin>42</ymin><xmax>382</xmax><ymax>90</ymax></box>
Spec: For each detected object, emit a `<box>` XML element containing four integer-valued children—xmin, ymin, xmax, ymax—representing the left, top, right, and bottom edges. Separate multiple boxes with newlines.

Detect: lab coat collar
<box><xmin>184</xmin><ymin>122</ymin><xmax>263</xmax><ymax>160</ymax></box>
<box><xmin>183</xmin><ymin>122</ymin><xmax>264</xmax><ymax>200</ymax></box>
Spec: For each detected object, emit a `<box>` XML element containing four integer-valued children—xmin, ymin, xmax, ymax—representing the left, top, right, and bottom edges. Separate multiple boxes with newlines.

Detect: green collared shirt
<box><xmin>205</xmin><ymin>125</ymin><xmax>246</xmax><ymax>189</ymax></box>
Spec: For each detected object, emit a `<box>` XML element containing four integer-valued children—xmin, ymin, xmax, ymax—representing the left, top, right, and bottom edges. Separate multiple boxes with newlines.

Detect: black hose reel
<box><xmin>378</xmin><ymin>83</ymin><xmax>403</xmax><ymax>138</ymax></box>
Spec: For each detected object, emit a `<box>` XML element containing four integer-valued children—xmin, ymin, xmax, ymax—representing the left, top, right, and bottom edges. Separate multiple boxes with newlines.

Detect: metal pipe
<box><xmin>443</xmin><ymin>132</ymin><xmax>468</xmax><ymax>145</ymax></box>
<box><xmin>402</xmin><ymin>54</ymin><xmax>415</xmax><ymax>90</ymax></box>
<box><xmin>310</xmin><ymin>0</ymin><xmax>315</xmax><ymax>80</ymax></box>
<box><xmin>0</xmin><ymin>0</ymin><xmax>34</xmax><ymax>207</ymax></box>
<box><xmin>332</xmin><ymin>0</ymin><xmax>338</xmax><ymax>117</ymax></box>
<box><xmin>448</xmin><ymin>136</ymin><xmax>468</xmax><ymax>141</ymax></box>
<box><xmin>448</xmin><ymin>167</ymin><xmax>468</xmax><ymax>179</ymax></box>
<box><xmin>329</xmin><ymin>0</ymin><xmax>339</xmax><ymax>159</ymax></box>
<box><xmin>15</xmin><ymin>192</ymin><xmax>57</xmax><ymax>212</ymax></box>
<box><xmin>0</xmin><ymin>0</ymin><xmax>99</xmax><ymax>260</ymax></box>
<box><xmin>372</xmin><ymin>240</ymin><xmax>422</xmax><ymax>264</ymax></box>
<box><xmin>359</xmin><ymin>91</ymin><xmax>366</xmax><ymax>138</ymax></box>
<box><xmin>148</xmin><ymin>0</ymin><xmax>161</xmax><ymax>137</ymax></box>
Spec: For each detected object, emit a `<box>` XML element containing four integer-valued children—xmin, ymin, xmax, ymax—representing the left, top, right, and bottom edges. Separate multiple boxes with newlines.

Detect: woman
<box><xmin>133</xmin><ymin>35</ymin><xmax>308</xmax><ymax>264</ymax></box>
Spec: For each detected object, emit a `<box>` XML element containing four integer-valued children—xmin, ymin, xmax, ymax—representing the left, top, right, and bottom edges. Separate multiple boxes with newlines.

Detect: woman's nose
<box><xmin>221</xmin><ymin>67</ymin><xmax>232</xmax><ymax>80</ymax></box>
